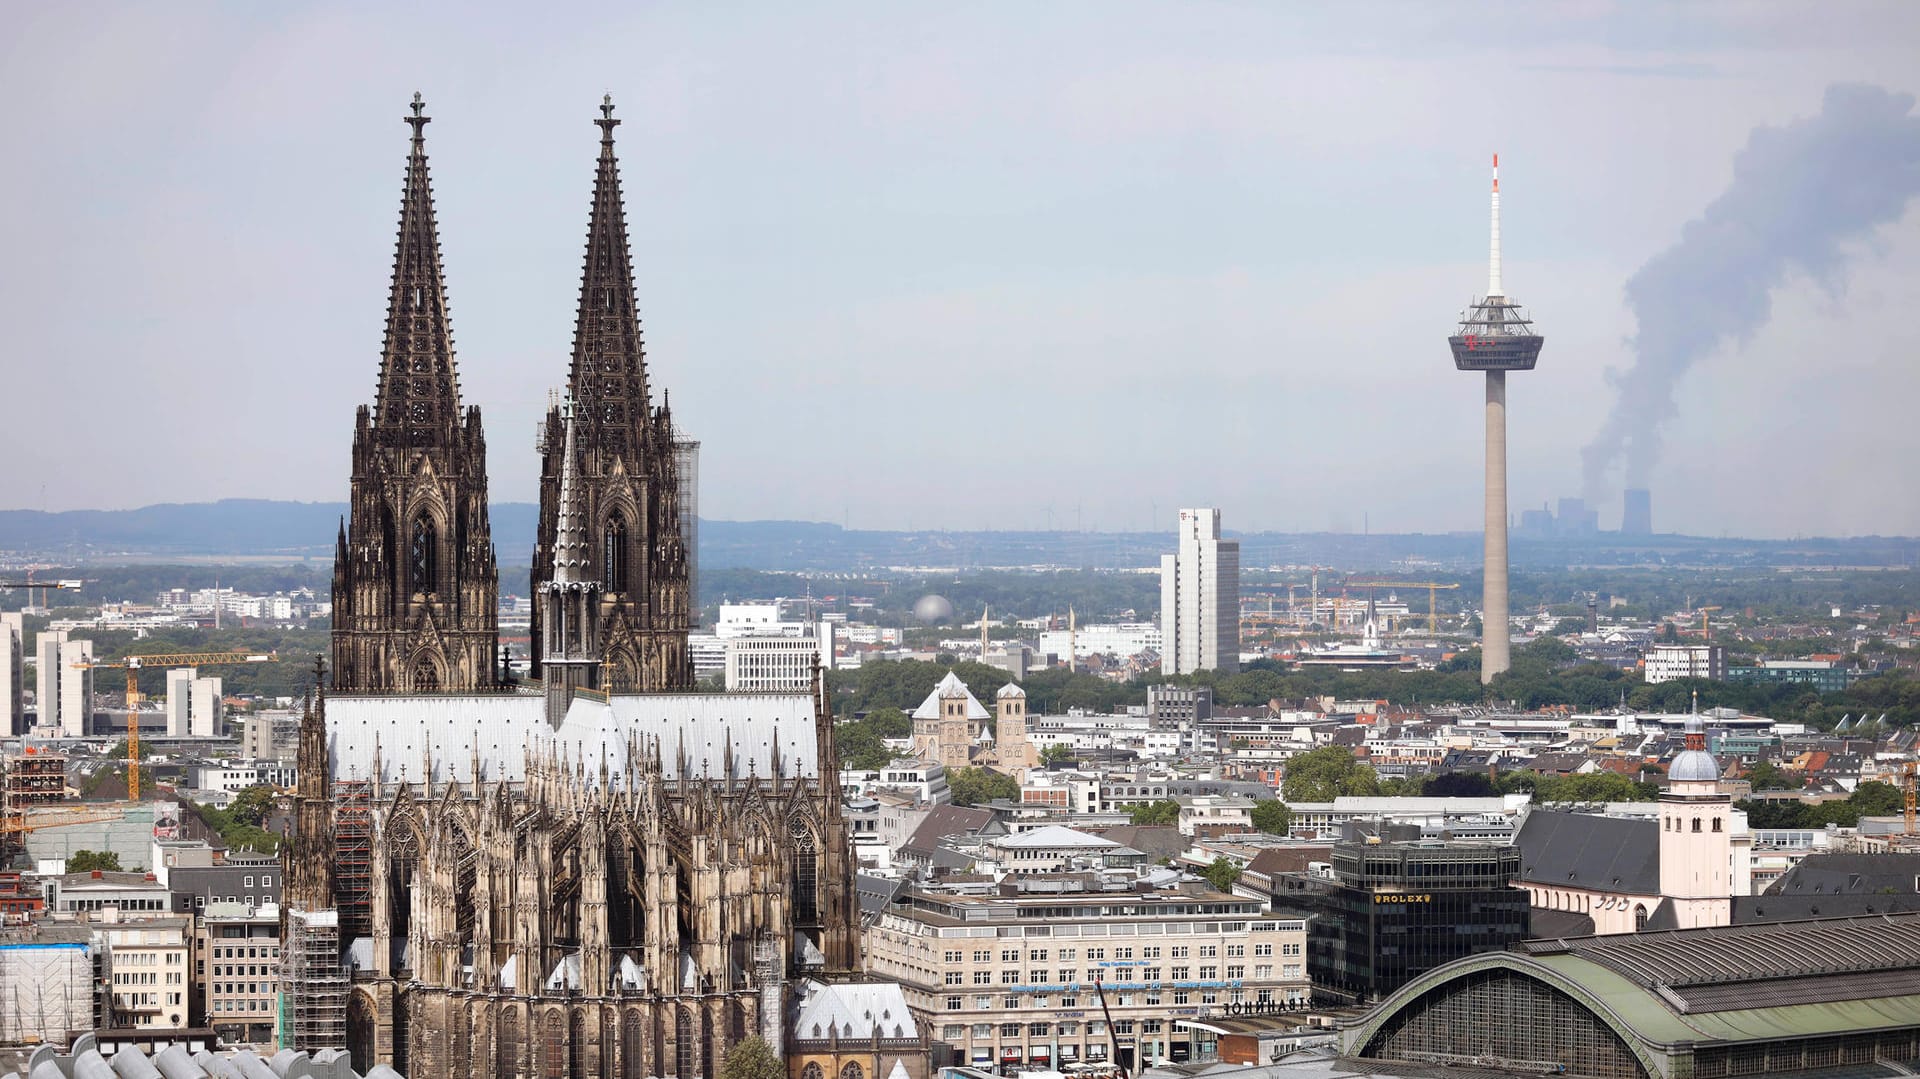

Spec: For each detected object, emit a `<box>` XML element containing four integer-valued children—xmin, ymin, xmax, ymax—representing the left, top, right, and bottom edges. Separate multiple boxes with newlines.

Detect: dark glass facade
<box><xmin>1275</xmin><ymin>839</ymin><xmax>1529</xmax><ymax>1004</ymax></box>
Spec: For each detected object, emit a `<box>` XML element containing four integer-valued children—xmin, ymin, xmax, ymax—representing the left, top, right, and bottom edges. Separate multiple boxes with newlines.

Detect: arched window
<box><xmin>1711</xmin><ymin>817</ymin><xmax>1723</xmax><ymax>833</ymax></box>
<box><xmin>410</xmin><ymin>513</ymin><xmax>437</xmax><ymax>596</ymax></box>
<box><xmin>1691</xmin><ymin>817</ymin><xmax>1702</xmax><ymax>833</ymax></box>
<box><xmin>802</xmin><ymin>1065</ymin><xmax>824</xmax><ymax>1079</ymax></box>
<box><xmin>841</xmin><ymin>1062</ymin><xmax>865</xmax><ymax>1079</ymax></box>
<box><xmin>604</xmin><ymin>514</ymin><xmax>629</xmax><ymax>593</ymax></box>
<box><xmin>499</xmin><ymin>1009</ymin><xmax>522</xmax><ymax>1079</ymax></box>
<box><xmin>545</xmin><ymin>1010</ymin><xmax>566</xmax><ymax>1078</ymax></box>
<box><xmin>1634</xmin><ymin>904</ymin><xmax>1649</xmax><ymax>931</ymax></box>
<box><xmin>413</xmin><ymin>660</ymin><xmax>439</xmax><ymax>693</ymax></box>
<box><xmin>792</xmin><ymin>823</ymin><xmax>819</xmax><ymax>927</ymax></box>
<box><xmin>676</xmin><ymin>1007</ymin><xmax>696</xmax><ymax>1079</ymax></box>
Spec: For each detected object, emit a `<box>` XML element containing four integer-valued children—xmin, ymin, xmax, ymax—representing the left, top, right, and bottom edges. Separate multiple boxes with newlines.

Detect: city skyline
<box><xmin>5</xmin><ymin>4</ymin><xmax>1920</xmax><ymax>538</ymax></box>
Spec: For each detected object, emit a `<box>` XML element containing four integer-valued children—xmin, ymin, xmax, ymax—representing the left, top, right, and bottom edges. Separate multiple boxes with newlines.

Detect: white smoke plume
<box><xmin>1582</xmin><ymin>84</ymin><xmax>1920</xmax><ymax>496</ymax></box>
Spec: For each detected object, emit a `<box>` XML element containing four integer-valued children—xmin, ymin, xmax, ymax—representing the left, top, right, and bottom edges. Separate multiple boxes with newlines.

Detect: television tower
<box><xmin>1449</xmin><ymin>154</ymin><xmax>1544</xmax><ymax>684</ymax></box>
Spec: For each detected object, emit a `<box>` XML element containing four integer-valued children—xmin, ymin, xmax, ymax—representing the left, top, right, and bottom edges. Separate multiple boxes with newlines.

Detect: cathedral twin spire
<box><xmin>332</xmin><ymin>93</ymin><xmax>691</xmax><ymax>696</ymax></box>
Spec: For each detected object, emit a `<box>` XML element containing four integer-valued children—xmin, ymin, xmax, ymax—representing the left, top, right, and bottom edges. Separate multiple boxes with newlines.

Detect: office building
<box><xmin>35</xmin><ymin>631</ymin><xmax>93</xmax><ymax>737</ymax></box>
<box><xmin>0</xmin><ymin>612</ymin><xmax>23</xmax><ymax>735</ymax></box>
<box><xmin>1643</xmin><ymin>643</ymin><xmax>1727</xmax><ymax>684</ymax></box>
<box><xmin>1728</xmin><ymin>660</ymin><xmax>1858</xmax><ymax>693</ymax></box>
<box><xmin>864</xmin><ymin>878</ymin><xmax>1309</xmax><ymax>1071</ymax></box>
<box><xmin>1160</xmin><ymin>508</ymin><xmax>1240</xmax><ymax>675</ymax></box>
<box><xmin>725</xmin><ymin>630</ymin><xmax>831</xmax><ymax>691</ymax></box>
<box><xmin>195</xmin><ymin>901</ymin><xmax>280</xmax><ymax>1046</ymax></box>
<box><xmin>1147</xmin><ymin>684</ymin><xmax>1212</xmax><ymax>728</ymax></box>
<box><xmin>1271</xmin><ymin>826</ymin><xmax>1529</xmax><ymax>1004</ymax></box>
<box><xmin>164</xmin><ymin>669</ymin><xmax>224</xmax><ymax>737</ymax></box>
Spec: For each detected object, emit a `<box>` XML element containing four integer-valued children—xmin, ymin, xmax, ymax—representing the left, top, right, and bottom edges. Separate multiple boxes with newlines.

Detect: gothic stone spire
<box><xmin>374</xmin><ymin>92</ymin><xmax>464</xmax><ymax>434</ymax></box>
<box><xmin>568</xmin><ymin>94</ymin><xmax>653</xmax><ymax>454</ymax></box>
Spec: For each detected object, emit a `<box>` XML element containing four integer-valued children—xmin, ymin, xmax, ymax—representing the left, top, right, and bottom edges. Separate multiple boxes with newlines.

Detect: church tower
<box><xmin>282</xmin><ymin>659</ymin><xmax>334</xmax><ymax>914</ymax></box>
<box><xmin>1658</xmin><ymin>715</ymin><xmax>1733</xmax><ymax>929</ymax></box>
<box><xmin>531</xmin><ymin>97</ymin><xmax>691</xmax><ymax>691</ymax></box>
<box><xmin>331</xmin><ymin>94</ymin><xmax>499</xmax><ymax>694</ymax></box>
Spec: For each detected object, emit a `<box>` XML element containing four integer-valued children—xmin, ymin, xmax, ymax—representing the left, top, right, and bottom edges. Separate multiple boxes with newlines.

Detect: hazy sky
<box><xmin>5</xmin><ymin>2</ymin><xmax>1919</xmax><ymax>539</ymax></box>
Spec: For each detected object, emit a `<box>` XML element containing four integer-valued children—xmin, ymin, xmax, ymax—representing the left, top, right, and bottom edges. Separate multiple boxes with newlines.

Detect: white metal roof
<box><xmin>326</xmin><ymin>691</ymin><xmax>821</xmax><ymax>786</ymax></box>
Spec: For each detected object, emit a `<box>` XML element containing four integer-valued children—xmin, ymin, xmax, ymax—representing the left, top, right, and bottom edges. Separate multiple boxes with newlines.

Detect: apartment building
<box><xmin>100</xmin><ymin>914</ymin><xmax>192</xmax><ymax>1030</ymax></box>
<box><xmin>865</xmin><ymin>880</ymin><xmax>1309</xmax><ymax>1071</ymax></box>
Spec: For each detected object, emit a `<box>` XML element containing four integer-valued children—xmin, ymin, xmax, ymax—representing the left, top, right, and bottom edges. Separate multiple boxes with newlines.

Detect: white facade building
<box><xmin>1038</xmin><ymin>622</ymin><xmax>1162</xmax><ymax>661</ymax></box>
<box><xmin>1644</xmin><ymin>643</ymin><xmax>1727</xmax><ymax>684</ymax></box>
<box><xmin>1160</xmin><ymin>508</ymin><xmax>1240</xmax><ymax>675</ymax></box>
<box><xmin>0</xmin><ymin>612</ymin><xmax>24</xmax><ymax>735</ymax></box>
<box><xmin>36</xmin><ymin>631</ymin><xmax>93</xmax><ymax>738</ymax></box>
<box><xmin>165</xmin><ymin>669</ymin><xmax>225</xmax><ymax>737</ymax></box>
<box><xmin>723</xmin><ymin>624</ymin><xmax>835</xmax><ymax>691</ymax></box>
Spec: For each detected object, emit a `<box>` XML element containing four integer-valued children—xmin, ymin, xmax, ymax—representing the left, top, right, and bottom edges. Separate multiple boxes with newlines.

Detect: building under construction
<box><xmin>281</xmin><ymin>908</ymin><xmax>345</xmax><ymax>1052</ymax></box>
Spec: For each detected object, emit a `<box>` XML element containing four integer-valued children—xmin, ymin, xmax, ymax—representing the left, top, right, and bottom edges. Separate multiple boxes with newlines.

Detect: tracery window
<box><xmin>604</xmin><ymin>514</ymin><xmax>629</xmax><ymax>593</ymax></box>
<box><xmin>841</xmin><ymin>1064</ymin><xmax>865</xmax><ymax>1079</ymax></box>
<box><xmin>410</xmin><ymin>514</ymin><xmax>437</xmax><ymax>596</ymax></box>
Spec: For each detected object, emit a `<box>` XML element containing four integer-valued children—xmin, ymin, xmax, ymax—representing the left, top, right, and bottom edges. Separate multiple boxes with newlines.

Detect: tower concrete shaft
<box><xmin>1482</xmin><ymin>372</ymin><xmax>1509</xmax><ymax>682</ymax></box>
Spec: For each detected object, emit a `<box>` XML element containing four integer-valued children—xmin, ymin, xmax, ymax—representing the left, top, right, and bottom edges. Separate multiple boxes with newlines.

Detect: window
<box><xmin>973</xmin><ymin>950</ymin><xmax>990</xmax><ymax>963</ymax></box>
<box><xmin>1254</xmin><ymin>943</ymin><xmax>1273</xmax><ymax>957</ymax></box>
<box><xmin>603</xmin><ymin>514</ymin><xmax>629</xmax><ymax>593</ymax></box>
<box><xmin>1142</xmin><ymin>946</ymin><xmax>1161</xmax><ymax>959</ymax></box>
<box><xmin>1029</xmin><ymin>949</ymin><xmax>1048</xmax><ymax>961</ymax></box>
<box><xmin>1002</xmin><ymin>997</ymin><xmax>1019</xmax><ymax>1010</ymax></box>
<box><xmin>1200</xmin><ymin>966</ymin><xmax>1218</xmax><ymax>979</ymax></box>
<box><xmin>1692</xmin><ymin>817</ymin><xmax>1702</xmax><ymax>833</ymax></box>
<box><xmin>1171</xmin><ymin>946</ymin><xmax>1189</xmax><ymax>959</ymax></box>
<box><xmin>945</xmin><ymin>972</ymin><xmax>963</xmax><ymax>986</ymax></box>
<box><xmin>1086</xmin><ymin>948</ymin><xmax>1105</xmax><ymax>960</ymax></box>
<box><xmin>1000</xmin><ymin>971</ymin><xmax>1019</xmax><ymax>984</ymax></box>
<box><xmin>1059</xmin><ymin>948</ymin><xmax>1076</xmax><ymax>960</ymax></box>
<box><xmin>1172</xmin><ymin>991</ymin><xmax>1188</xmax><ymax>1004</ymax></box>
<box><xmin>1226</xmin><ymin>965</ymin><xmax>1245</xmax><ymax>979</ymax></box>
<box><xmin>973</xmin><ymin>972</ymin><xmax>991</xmax><ymax>985</ymax></box>
<box><xmin>944</xmin><ymin>950</ymin><xmax>962</xmax><ymax>963</ymax></box>
<box><xmin>974</xmin><ymin>996</ymin><xmax>992</xmax><ymax>1010</ymax></box>
<box><xmin>946</xmin><ymin>997</ymin><xmax>962</xmax><ymax>1011</ymax></box>
<box><xmin>1199</xmin><ymin>945</ymin><xmax>1217</xmax><ymax>958</ymax></box>
<box><xmin>1712</xmin><ymin>817</ymin><xmax>1723</xmax><ymax>833</ymax></box>
<box><xmin>1114</xmin><ymin>947</ymin><xmax>1133</xmax><ymax>960</ymax></box>
<box><xmin>409</xmin><ymin>514</ymin><xmax>437</xmax><ymax>595</ymax></box>
<box><xmin>1002</xmin><ymin>949</ymin><xmax>1019</xmax><ymax>962</ymax></box>
<box><xmin>1171</xmin><ymin>966</ymin><xmax>1189</xmax><ymax>980</ymax></box>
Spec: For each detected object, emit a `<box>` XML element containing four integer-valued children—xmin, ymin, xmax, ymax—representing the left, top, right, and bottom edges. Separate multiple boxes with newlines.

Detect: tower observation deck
<box><xmin>1452</xmin><ymin>154</ymin><xmax>1543</xmax><ymax>685</ymax></box>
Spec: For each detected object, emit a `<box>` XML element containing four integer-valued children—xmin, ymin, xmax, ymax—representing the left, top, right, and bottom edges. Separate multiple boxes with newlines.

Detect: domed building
<box><xmin>1514</xmin><ymin>714</ymin><xmax>1747</xmax><ymax>935</ymax></box>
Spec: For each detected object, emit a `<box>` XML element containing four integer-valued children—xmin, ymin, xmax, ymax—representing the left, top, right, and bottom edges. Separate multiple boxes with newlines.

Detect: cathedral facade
<box><xmin>287</xmin><ymin>97</ymin><xmax>866</xmax><ymax>1079</ymax></box>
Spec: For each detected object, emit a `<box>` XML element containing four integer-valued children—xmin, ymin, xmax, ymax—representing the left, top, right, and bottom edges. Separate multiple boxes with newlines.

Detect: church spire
<box><xmin>567</xmin><ymin>94</ymin><xmax>651</xmax><ymax>451</ymax></box>
<box><xmin>374</xmin><ymin>92</ymin><xmax>463</xmax><ymax>432</ymax></box>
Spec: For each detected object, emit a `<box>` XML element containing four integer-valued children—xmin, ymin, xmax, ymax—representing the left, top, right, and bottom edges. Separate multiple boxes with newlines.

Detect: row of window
<box><xmin>113</xmin><ymin>971</ymin><xmax>183</xmax><ymax>985</ymax></box>
<box><xmin>943</xmin><ymin>943</ymin><xmax>1266</xmax><ymax>962</ymax></box>
<box><xmin>943</xmin><ymin>985</ymin><xmax>1302</xmax><ymax>1014</ymax></box>
<box><xmin>946</xmin><ymin>964</ymin><xmax>1275</xmax><ymax>985</ymax></box>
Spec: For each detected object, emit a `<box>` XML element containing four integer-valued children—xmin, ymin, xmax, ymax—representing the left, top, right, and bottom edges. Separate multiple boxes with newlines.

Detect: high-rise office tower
<box><xmin>35</xmin><ymin>630</ymin><xmax>93</xmax><ymax>737</ymax></box>
<box><xmin>1160</xmin><ymin>508</ymin><xmax>1241</xmax><ymax>675</ymax></box>
<box><xmin>0</xmin><ymin>613</ymin><xmax>23</xmax><ymax>735</ymax></box>
<box><xmin>1448</xmin><ymin>155</ymin><xmax>1544</xmax><ymax>684</ymax></box>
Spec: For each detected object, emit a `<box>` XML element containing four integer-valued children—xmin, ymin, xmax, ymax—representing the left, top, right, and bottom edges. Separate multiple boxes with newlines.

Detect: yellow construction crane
<box><xmin>72</xmin><ymin>651</ymin><xmax>277</xmax><ymax>799</ymax></box>
<box><xmin>0</xmin><ymin>577</ymin><xmax>82</xmax><ymax>609</ymax></box>
<box><xmin>1344</xmin><ymin>580</ymin><xmax>1462</xmax><ymax>635</ymax></box>
<box><xmin>1696</xmin><ymin>606</ymin><xmax>1724</xmax><ymax>640</ymax></box>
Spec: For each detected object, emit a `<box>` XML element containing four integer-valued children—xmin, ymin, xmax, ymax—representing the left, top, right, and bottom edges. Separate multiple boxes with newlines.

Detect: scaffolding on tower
<box><xmin>282</xmin><ymin>907</ymin><xmax>346</xmax><ymax>1053</ymax></box>
<box><xmin>334</xmin><ymin>779</ymin><xmax>373</xmax><ymax>940</ymax></box>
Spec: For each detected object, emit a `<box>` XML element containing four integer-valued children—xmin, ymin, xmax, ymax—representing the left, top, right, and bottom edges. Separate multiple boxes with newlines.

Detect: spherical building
<box><xmin>912</xmin><ymin>594</ymin><xmax>955</xmax><ymax>624</ymax></box>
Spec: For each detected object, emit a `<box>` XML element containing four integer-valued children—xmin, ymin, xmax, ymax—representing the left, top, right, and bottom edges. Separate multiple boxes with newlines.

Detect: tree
<box><xmin>835</xmin><ymin>722</ymin><xmax>897</xmax><ymax>770</ymax></box>
<box><xmin>1040</xmin><ymin>743</ymin><xmax>1074</xmax><ymax>767</ymax></box>
<box><xmin>1744</xmin><ymin>761</ymin><xmax>1797</xmax><ymax>792</ymax></box>
<box><xmin>1130</xmin><ymin>799</ymin><xmax>1181</xmax><ymax>826</ymax></box>
<box><xmin>1203</xmin><ymin>856</ymin><xmax>1242</xmax><ymax>893</ymax></box>
<box><xmin>720</xmin><ymin>1036</ymin><xmax>784</xmax><ymax>1079</ymax></box>
<box><xmin>67</xmin><ymin>850</ymin><xmax>121</xmax><ymax>873</ymax></box>
<box><xmin>1250</xmin><ymin>799</ymin><xmax>1291</xmax><ymax>835</ymax></box>
<box><xmin>948</xmin><ymin>767</ymin><xmax>1019</xmax><ymax>807</ymax></box>
<box><xmin>1282</xmin><ymin>745</ymin><xmax>1380</xmax><ymax>802</ymax></box>
<box><xmin>229</xmin><ymin>784</ymin><xmax>278</xmax><ymax>828</ymax></box>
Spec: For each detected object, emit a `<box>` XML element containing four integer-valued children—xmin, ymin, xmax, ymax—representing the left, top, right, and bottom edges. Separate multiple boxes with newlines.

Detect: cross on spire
<box><xmin>597</xmin><ymin>93</ymin><xmax>620</xmax><ymax>148</ymax></box>
<box><xmin>407</xmin><ymin>91</ymin><xmax>430</xmax><ymax>148</ymax></box>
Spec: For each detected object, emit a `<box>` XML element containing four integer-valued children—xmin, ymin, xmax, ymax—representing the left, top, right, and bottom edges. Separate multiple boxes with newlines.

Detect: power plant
<box><xmin>1449</xmin><ymin>155</ymin><xmax>1544</xmax><ymax>684</ymax></box>
<box><xmin>1622</xmin><ymin>487</ymin><xmax>1653</xmax><ymax>535</ymax></box>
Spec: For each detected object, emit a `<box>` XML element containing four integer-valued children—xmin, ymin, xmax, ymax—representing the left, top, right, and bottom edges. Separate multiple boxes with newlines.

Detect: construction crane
<box><xmin>1344</xmin><ymin>580</ymin><xmax>1463</xmax><ymax>635</ymax></box>
<box><xmin>0</xmin><ymin>577</ymin><xmax>82</xmax><ymax>609</ymax></box>
<box><xmin>72</xmin><ymin>651</ymin><xmax>277</xmax><ymax>800</ymax></box>
<box><xmin>1696</xmin><ymin>606</ymin><xmax>1724</xmax><ymax>640</ymax></box>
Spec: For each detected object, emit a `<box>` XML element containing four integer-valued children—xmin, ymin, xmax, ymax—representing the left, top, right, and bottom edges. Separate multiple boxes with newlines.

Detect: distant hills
<box><xmin>0</xmin><ymin>499</ymin><xmax>1914</xmax><ymax>572</ymax></box>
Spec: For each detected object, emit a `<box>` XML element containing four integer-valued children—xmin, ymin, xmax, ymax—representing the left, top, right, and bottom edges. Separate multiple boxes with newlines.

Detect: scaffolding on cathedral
<box><xmin>283</xmin><ymin>908</ymin><xmax>346</xmax><ymax>1052</ymax></box>
<box><xmin>335</xmin><ymin>780</ymin><xmax>372</xmax><ymax>939</ymax></box>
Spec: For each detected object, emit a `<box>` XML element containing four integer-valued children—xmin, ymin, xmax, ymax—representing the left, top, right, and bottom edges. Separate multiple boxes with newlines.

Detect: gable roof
<box><xmin>1515</xmin><ymin>810</ymin><xmax>1660</xmax><ymax>895</ymax></box>
<box><xmin>912</xmin><ymin>671</ymin><xmax>990</xmax><ymax>721</ymax></box>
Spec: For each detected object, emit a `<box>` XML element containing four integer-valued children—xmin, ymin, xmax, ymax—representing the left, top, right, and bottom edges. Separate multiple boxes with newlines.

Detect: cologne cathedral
<box><xmin>284</xmin><ymin>96</ymin><xmax>867</xmax><ymax>1079</ymax></box>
